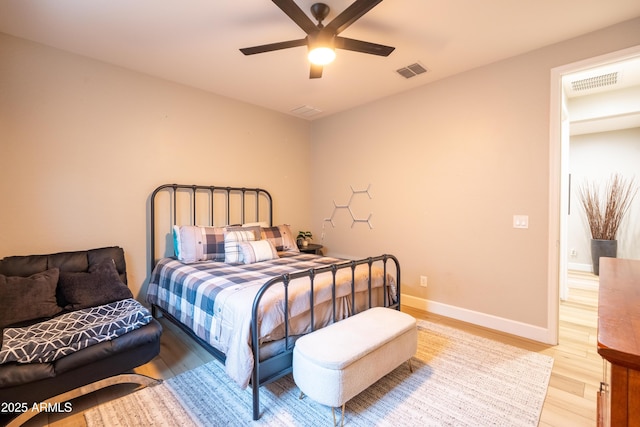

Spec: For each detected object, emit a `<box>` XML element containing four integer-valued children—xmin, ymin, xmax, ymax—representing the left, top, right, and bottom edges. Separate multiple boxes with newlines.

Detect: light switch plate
<box><xmin>513</xmin><ymin>215</ymin><xmax>529</xmax><ymax>229</ymax></box>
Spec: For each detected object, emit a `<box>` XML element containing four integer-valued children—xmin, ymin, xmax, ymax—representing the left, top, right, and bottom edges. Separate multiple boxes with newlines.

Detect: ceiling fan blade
<box><xmin>240</xmin><ymin>38</ymin><xmax>307</xmax><ymax>55</ymax></box>
<box><xmin>272</xmin><ymin>0</ymin><xmax>319</xmax><ymax>34</ymax></box>
<box><xmin>335</xmin><ymin>36</ymin><xmax>395</xmax><ymax>56</ymax></box>
<box><xmin>310</xmin><ymin>64</ymin><xmax>323</xmax><ymax>79</ymax></box>
<box><xmin>324</xmin><ymin>0</ymin><xmax>383</xmax><ymax>35</ymax></box>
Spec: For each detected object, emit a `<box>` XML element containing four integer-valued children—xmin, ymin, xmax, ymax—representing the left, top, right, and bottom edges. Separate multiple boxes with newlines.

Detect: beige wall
<box><xmin>310</xmin><ymin>18</ymin><xmax>640</xmax><ymax>339</ymax></box>
<box><xmin>0</xmin><ymin>33</ymin><xmax>312</xmax><ymax>298</ymax></box>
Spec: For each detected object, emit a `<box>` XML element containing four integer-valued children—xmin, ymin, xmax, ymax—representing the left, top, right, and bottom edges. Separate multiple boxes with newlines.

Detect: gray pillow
<box><xmin>58</xmin><ymin>259</ymin><xmax>133</xmax><ymax>310</ymax></box>
<box><xmin>0</xmin><ymin>268</ymin><xmax>62</xmax><ymax>328</ymax></box>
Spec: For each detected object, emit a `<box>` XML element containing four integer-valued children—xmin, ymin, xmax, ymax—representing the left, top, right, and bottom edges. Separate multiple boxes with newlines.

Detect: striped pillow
<box><xmin>224</xmin><ymin>229</ymin><xmax>257</xmax><ymax>263</ymax></box>
<box><xmin>238</xmin><ymin>240</ymin><xmax>279</xmax><ymax>264</ymax></box>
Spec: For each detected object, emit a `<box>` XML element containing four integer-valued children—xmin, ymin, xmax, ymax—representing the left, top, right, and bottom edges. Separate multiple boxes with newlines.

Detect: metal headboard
<box><xmin>150</xmin><ymin>183</ymin><xmax>272</xmax><ymax>270</ymax></box>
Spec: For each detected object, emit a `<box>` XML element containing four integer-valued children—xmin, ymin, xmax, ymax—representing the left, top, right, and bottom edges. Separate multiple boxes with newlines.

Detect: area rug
<box><xmin>85</xmin><ymin>320</ymin><xmax>553</xmax><ymax>426</ymax></box>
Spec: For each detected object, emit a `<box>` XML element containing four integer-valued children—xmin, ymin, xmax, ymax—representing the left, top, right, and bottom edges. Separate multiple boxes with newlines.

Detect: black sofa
<box><xmin>0</xmin><ymin>246</ymin><xmax>162</xmax><ymax>424</ymax></box>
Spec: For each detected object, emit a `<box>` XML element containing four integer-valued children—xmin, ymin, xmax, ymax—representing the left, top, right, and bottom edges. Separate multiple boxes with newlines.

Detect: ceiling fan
<box><xmin>240</xmin><ymin>0</ymin><xmax>395</xmax><ymax>79</ymax></box>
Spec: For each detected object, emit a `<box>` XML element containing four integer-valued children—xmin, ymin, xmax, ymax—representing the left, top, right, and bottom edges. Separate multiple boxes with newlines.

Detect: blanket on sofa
<box><xmin>0</xmin><ymin>298</ymin><xmax>151</xmax><ymax>364</ymax></box>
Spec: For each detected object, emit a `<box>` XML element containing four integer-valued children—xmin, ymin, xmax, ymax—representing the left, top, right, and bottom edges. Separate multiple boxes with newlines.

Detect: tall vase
<box><xmin>590</xmin><ymin>239</ymin><xmax>617</xmax><ymax>276</ymax></box>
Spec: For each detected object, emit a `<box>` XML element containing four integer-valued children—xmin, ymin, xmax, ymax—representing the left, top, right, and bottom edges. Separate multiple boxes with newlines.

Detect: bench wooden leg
<box><xmin>331</xmin><ymin>403</ymin><xmax>346</xmax><ymax>427</ymax></box>
<box><xmin>408</xmin><ymin>358</ymin><xmax>414</xmax><ymax>373</ymax></box>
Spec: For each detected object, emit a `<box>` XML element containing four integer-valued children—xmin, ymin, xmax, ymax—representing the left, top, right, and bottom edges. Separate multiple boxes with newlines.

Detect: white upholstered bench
<box><xmin>292</xmin><ymin>307</ymin><xmax>417</xmax><ymax>426</ymax></box>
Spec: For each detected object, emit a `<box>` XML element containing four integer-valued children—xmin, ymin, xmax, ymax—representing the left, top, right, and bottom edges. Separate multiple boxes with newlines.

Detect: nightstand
<box><xmin>298</xmin><ymin>243</ymin><xmax>323</xmax><ymax>255</ymax></box>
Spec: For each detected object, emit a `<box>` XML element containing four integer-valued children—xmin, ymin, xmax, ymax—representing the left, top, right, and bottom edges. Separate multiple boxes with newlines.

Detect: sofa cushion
<box><xmin>0</xmin><ymin>255</ymin><xmax>48</xmax><ymax>278</ymax></box>
<box><xmin>58</xmin><ymin>259</ymin><xmax>133</xmax><ymax>310</ymax></box>
<box><xmin>0</xmin><ymin>359</ymin><xmax>55</xmax><ymax>388</ymax></box>
<box><xmin>54</xmin><ymin>319</ymin><xmax>163</xmax><ymax>374</ymax></box>
<box><xmin>48</xmin><ymin>251</ymin><xmax>89</xmax><ymax>274</ymax></box>
<box><xmin>0</xmin><ymin>246</ymin><xmax>127</xmax><ymax>284</ymax></box>
<box><xmin>0</xmin><ymin>269</ymin><xmax>62</xmax><ymax>328</ymax></box>
<box><xmin>88</xmin><ymin>247</ymin><xmax>127</xmax><ymax>285</ymax></box>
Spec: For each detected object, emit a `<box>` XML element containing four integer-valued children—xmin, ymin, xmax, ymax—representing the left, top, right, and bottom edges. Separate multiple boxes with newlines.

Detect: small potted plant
<box><xmin>297</xmin><ymin>231</ymin><xmax>313</xmax><ymax>247</ymax></box>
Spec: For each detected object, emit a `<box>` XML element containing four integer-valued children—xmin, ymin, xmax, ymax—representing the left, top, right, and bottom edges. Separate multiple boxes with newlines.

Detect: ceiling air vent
<box><xmin>290</xmin><ymin>105</ymin><xmax>322</xmax><ymax>118</ymax></box>
<box><xmin>396</xmin><ymin>63</ymin><xmax>428</xmax><ymax>79</ymax></box>
<box><xmin>571</xmin><ymin>72</ymin><xmax>618</xmax><ymax>92</ymax></box>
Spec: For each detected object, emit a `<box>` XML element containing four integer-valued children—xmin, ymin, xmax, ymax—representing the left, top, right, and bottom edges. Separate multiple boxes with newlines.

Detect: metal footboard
<box><xmin>249</xmin><ymin>254</ymin><xmax>401</xmax><ymax>420</ymax></box>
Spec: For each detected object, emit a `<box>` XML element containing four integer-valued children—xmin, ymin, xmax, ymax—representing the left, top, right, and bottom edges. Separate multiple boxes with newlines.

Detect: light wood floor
<box><xmin>22</xmin><ymin>271</ymin><xmax>600</xmax><ymax>427</ymax></box>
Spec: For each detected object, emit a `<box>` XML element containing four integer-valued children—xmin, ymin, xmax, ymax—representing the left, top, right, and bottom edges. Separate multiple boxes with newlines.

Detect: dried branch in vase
<box><xmin>578</xmin><ymin>173</ymin><xmax>637</xmax><ymax>240</ymax></box>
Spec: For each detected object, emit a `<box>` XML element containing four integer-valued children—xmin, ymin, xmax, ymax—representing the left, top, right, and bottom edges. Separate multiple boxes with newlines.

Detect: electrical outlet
<box><xmin>420</xmin><ymin>276</ymin><xmax>428</xmax><ymax>287</ymax></box>
<box><xmin>570</xmin><ymin>248</ymin><xmax>577</xmax><ymax>257</ymax></box>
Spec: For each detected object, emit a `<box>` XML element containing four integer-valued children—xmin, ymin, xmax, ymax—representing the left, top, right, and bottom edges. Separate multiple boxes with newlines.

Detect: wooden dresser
<box><xmin>597</xmin><ymin>257</ymin><xmax>640</xmax><ymax>427</ymax></box>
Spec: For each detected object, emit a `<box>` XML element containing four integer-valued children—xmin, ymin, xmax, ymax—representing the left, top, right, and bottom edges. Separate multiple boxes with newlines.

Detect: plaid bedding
<box><xmin>146</xmin><ymin>253</ymin><xmax>396</xmax><ymax>388</ymax></box>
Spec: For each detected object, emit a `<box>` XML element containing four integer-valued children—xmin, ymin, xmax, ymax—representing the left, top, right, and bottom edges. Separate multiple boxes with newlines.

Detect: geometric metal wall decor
<box><xmin>322</xmin><ymin>184</ymin><xmax>374</xmax><ymax>229</ymax></box>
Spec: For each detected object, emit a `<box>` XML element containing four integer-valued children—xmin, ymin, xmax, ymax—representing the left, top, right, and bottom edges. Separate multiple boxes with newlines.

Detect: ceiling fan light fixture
<box><xmin>240</xmin><ymin>1</ymin><xmax>394</xmax><ymax>78</ymax></box>
<box><xmin>308</xmin><ymin>46</ymin><xmax>336</xmax><ymax>65</ymax></box>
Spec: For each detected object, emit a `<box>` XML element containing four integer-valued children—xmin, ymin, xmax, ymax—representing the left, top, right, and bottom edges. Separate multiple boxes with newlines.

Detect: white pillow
<box><xmin>238</xmin><ymin>240</ymin><xmax>279</xmax><ymax>264</ymax></box>
<box><xmin>173</xmin><ymin>225</ymin><xmax>203</xmax><ymax>263</ymax></box>
<box><xmin>224</xmin><ymin>229</ymin><xmax>256</xmax><ymax>263</ymax></box>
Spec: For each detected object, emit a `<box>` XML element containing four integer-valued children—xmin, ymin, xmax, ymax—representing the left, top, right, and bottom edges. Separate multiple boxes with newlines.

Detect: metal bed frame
<box><xmin>148</xmin><ymin>183</ymin><xmax>401</xmax><ymax>420</ymax></box>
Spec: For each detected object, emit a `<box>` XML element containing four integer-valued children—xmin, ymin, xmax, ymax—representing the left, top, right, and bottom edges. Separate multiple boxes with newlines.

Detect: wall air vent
<box><xmin>396</xmin><ymin>63</ymin><xmax>428</xmax><ymax>79</ymax></box>
<box><xmin>571</xmin><ymin>72</ymin><xmax>618</xmax><ymax>92</ymax></box>
<box><xmin>290</xmin><ymin>105</ymin><xmax>322</xmax><ymax>118</ymax></box>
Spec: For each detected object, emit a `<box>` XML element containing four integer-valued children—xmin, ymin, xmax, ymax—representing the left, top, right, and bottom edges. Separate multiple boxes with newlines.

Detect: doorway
<box><xmin>549</xmin><ymin>45</ymin><xmax>640</xmax><ymax>345</ymax></box>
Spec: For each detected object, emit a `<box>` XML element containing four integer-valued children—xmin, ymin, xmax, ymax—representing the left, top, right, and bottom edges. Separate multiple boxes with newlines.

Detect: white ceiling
<box><xmin>1</xmin><ymin>0</ymin><xmax>640</xmax><ymax>120</ymax></box>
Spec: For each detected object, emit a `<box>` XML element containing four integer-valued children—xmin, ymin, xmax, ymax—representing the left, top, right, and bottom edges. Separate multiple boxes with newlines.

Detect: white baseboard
<box><xmin>568</xmin><ymin>262</ymin><xmax>592</xmax><ymax>273</ymax></box>
<box><xmin>401</xmin><ymin>294</ymin><xmax>555</xmax><ymax>345</ymax></box>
